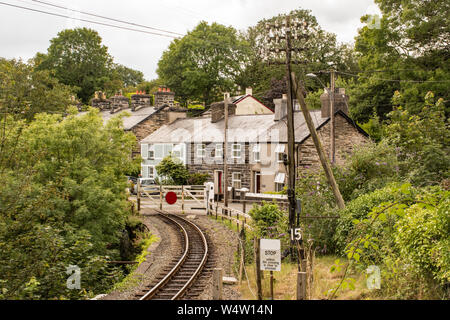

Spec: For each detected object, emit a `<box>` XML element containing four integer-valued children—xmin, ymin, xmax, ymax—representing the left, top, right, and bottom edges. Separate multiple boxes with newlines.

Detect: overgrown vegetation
<box><xmin>0</xmin><ymin>108</ymin><xmax>145</xmax><ymax>299</ymax></box>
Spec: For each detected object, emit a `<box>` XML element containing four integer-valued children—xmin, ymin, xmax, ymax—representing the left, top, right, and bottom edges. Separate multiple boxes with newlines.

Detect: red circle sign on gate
<box><xmin>165</xmin><ymin>191</ymin><xmax>177</xmax><ymax>205</ymax></box>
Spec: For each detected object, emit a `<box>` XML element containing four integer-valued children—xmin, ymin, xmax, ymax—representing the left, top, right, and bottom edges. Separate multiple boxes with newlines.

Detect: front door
<box><xmin>254</xmin><ymin>172</ymin><xmax>261</xmax><ymax>193</ymax></box>
<box><xmin>214</xmin><ymin>170</ymin><xmax>223</xmax><ymax>194</ymax></box>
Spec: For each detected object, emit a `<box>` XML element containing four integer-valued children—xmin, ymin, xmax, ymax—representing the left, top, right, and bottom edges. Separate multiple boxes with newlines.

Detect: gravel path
<box><xmin>101</xmin><ymin>210</ymin><xmax>242</xmax><ymax>300</ymax></box>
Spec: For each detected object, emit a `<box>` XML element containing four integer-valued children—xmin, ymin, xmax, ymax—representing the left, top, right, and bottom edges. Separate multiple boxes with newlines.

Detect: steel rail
<box><xmin>140</xmin><ymin>211</ymin><xmax>208</xmax><ymax>300</ymax></box>
<box><xmin>139</xmin><ymin>213</ymin><xmax>189</xmax><ymax>300</ymax></box>
<box><xmin>171</xmin><ymin>214</ymin><xmax>209</xmax><ymax>300</ymax></box>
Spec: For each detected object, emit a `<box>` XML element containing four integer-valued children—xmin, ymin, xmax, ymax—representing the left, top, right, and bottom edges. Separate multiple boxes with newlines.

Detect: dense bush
<box><xmin>335</xmin><ymin>140</ymin><xmax>400</xmax><ymax>201</ymax></box>
<box><xmin>0</xmin><ymin>108</ymin><xmax>136</xmax><ymax>299</ymax></box>
<box><xmin>155</xmin><ymin>155</ymin><xmax>190</xmax><ymax>185</ymax></box>
<box><xmin>248</xmin><ymin>202</ymin><xmax>288</xmax><ymax>241</ymax></box>
<box><xmin>337</xmin><ymin>184</ymin><xmax>449</xmax><ymax>299</ymax></box>
<box><xmin>334</xmin><ymin>184</ymin><xmax>408</xmax><ymax>254</ymax></box>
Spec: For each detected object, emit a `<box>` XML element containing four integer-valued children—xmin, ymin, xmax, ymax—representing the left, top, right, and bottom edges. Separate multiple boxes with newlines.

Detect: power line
<box><xmin>336</xmin><ymin>70</ymin><xmax>450</xmax><ymax>83</ymax></box>
<box><xmin>32</xmin><ymin>0</ymin><xmax>184</xmax><ymax>37</ymax></box>
<box><xmin>0</xmin><ymin>1</ymin><xmax>177</xmax><ymax>39</ymax></box>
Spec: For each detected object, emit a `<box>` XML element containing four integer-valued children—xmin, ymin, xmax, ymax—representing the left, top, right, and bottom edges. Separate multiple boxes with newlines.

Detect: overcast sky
<box><xmin>0</xmin><ymin>0</ymin><xmax>380</xmax><ymax>80</ymax></box>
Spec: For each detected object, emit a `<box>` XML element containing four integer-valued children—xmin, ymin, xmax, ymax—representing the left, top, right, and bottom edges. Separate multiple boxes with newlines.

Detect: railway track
<box><xmin>136</xmin><ymin>212</ymin><xmax>210</xmax><ymax>300</ymax></box>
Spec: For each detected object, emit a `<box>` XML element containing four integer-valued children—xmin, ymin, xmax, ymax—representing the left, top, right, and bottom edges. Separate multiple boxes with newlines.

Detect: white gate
<box><xmin>138</xmin><ymin>185</ymin><xmax>206</xmax><ymax>213</ymax></box>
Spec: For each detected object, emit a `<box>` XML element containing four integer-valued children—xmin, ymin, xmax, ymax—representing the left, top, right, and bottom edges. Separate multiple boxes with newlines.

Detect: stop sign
<box><xmin>165</xmin><ymin>191</ymin><xmax>177</xmax><ymax>205</ymax></box>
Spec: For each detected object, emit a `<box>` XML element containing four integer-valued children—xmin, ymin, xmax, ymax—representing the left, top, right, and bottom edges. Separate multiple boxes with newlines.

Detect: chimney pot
<box><xmin>245</xmin><ymin>87</ymin><xmax>253</xmax><ymax>96</ymax></box>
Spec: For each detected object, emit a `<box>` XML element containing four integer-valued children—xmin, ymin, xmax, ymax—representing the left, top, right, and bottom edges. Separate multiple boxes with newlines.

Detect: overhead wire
<box><xmin>0</xmin><ymin>1</ymin><xmax>178</xmax><ymax>39</ymax></box>
<box><xmin>31</xmin><ymin>0</ymin><xmax>184</xmax><ymax>36</ymax></box>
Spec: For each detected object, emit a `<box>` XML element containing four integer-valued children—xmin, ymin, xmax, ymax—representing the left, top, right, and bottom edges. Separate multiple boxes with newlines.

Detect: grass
<box><xmin>236</xmin><ymin>255</ymin><xmax>376</xmax><ymax>300</ymax></box>
<box><xmin>207</xmin><ymin>212</ymin><xmax>376</xmax><ymax>300</ymax></box>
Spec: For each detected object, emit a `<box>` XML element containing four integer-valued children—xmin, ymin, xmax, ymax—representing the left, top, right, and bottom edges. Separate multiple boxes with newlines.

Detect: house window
<box><xmin>275</xmin><ymin>144</ymin><xmax>285</xmax><ymax>163</ymax></box>
<box><xmin>232</xmin><ymin>143</ymin><xmax>241</xmax><ymax>159</ymax></box>
<box><xmin>253</xmin><ymin>144</ymin><xmax>261</xmax><ymax>163</ymax></box>
<box><xmin>148</xmin><ymin>145</ymin><xmax>155</xmax><ymax>160</ymax></box>
<box><xmin>172</xmin><ymin>144</ymin><xmax>182</xmax><ymax>158</ymax></box>
<box><xmin>197</xmin><ymin>144</ymin><xmax>206</xmax><ymax>158</ymax></box>
<box><xmin>274</xmin><ymin>172</ymin><xmax>286</xmax><ymax>192</ymax></box>
<box><xmin>142</xmin><ymin>165</ymin><xmax>156</xmax><ymax>179</ymax></box>
<box><xmin>232</xmin><ymin>172</ymin><xmax>241</xmax><ymax>189</ymax></box>
<box><xmin>215</xmin><ymin>144</ymin><xmax>223</xmax><ymax>158</ymax></box>
<box><xmin>148</xmin><ymin>166</ymin><xmax>155</xmax><ymax>179</ymax></box>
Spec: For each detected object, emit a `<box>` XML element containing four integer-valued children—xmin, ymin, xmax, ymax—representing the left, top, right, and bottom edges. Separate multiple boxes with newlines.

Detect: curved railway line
<box><xmin>136</xmin><ymin>212</ymin><xmax>211</xmax><ymax>300</ymax></box>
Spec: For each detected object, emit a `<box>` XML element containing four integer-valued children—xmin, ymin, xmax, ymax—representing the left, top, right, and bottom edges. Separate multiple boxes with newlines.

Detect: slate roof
<box><xmin>79</xmin><ymin>106</ymin><xmax>157</xmax><ymax>130</ymax></box>
<box><xmin>142</xmin><ymin>110</ymin><xmax>346</xmax><ymax>144</ymax></box>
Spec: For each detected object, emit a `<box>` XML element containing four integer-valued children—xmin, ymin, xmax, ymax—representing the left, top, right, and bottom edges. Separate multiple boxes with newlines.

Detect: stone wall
<box><xmin>297</xmin><ymin>113</ymin><xmax>369</xmax><ymax>169</ymax></box>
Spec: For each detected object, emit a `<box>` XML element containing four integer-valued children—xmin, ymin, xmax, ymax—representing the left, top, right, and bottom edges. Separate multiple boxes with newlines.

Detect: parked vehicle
<box><xmin>133</xmin><ymin>178</ymin><xmax>156</xmax><ymax>194</ymax></box>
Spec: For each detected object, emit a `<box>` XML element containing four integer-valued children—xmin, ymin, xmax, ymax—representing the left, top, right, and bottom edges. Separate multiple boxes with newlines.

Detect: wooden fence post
<box><xmin>254</xmin><ymin>237</ymin><xmax>262</xmax><ymax>300</ymax></box>
<box><xmin>213</xmin><ymin>268</ymin><xmax>223</xmax><ymax>300</ymax></box>
<box><xmin>181</xmin><ymin>185</ymin><xmax>185</xmax><ymax>214</ymax></box>
<box><xmin>297</xmin><ymin>272</ymin><xmax>307</xmax><ymax>300</ymax></box>
<box><xmin>159</xmin><ymin>185</ymin><xmax>163</xmax><ymax>210</ymax></box>
<box><xmin>137</xmin><ymin>179</ymin><xmax>141</xmax><ymax>212</ymax></box>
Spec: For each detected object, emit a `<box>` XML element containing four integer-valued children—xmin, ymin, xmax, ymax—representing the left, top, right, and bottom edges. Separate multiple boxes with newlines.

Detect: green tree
<box><xmin>155</xmin><ymin>155</ymin><xmax>190</xmax><ymax>185</ymax></box>
<box><xmin>0</xmin><ymin>58</ymin><xmax>73</xmax><ymax>120</ymax></box>
<box><xmin>0</xmin><ymin>108</ymin><xmax>136</xmax><ymax>299</ymax></box>
<box><xmin>111</xmin><ymin>64</ymin><xmax>145</xmax><ymax>87</ymax></box>
<box><xmin>241</xmin><ymin>9</ymin><xmax>359</xmax><ymax>103</ymax></box>
<box><xmin>350</xmin><ymin>0</ymin><xmax>450</xmax><ymax>123</ymax></box>
<box><xmin>157</xmin><ymin>21</ymin><xmax>250</xmax><ymax>106</ymax></box>
<box><xmin>37</xmin><ymin>28</ymin><xmax>113</xmax><ymax>104</ymax></box>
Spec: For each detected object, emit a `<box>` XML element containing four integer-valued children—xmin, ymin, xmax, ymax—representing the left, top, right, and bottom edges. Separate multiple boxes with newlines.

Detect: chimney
<box><xmin>245</xmin><ymin>87</ymin><xmax>253</xmax><ymax>96</ymax></box>
<box><xmin>320</xmin><ymin>88</ymin><xmax>349</xmax><ymax>118</ymax></box>
<box><xmin>273</xmin><ymin>94</ymin><xmax>287</xmax><ymax>121</ymax></box>
<box><xmin>211</xmin><ymin>101</ymin><xmax>236</xmax><ymax>123</ymax></box>
<box><xmin>154</xmin><ymin>86</ymin><xmax>175</xmax><ymax>108</ymax></box>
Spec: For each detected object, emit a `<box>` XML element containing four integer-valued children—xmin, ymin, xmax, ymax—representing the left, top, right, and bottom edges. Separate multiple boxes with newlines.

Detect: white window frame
<box><xmin>148</xmin><ymin>145</ymin><xmax>155</xmax><ymax>160</ymax></box>
<box><xmin>253</xmin><ymin>144</ymin><xmax>261</xmax><ymax>163</ymax></box>
<box><xmin>275</xmin><ymin>182</ymin><xmax>285</xmax><ymax>192</ymax></box>
<box><xmin>148</xmin><ymin>166</ymin><xmax>156</xmax><ymax>179</ymax></box>
<box><xmin>232</xmin><ymin>172</ymin><xmax>241</xmax><ymax>189</ymax></box>
<box><xmin>197</xmin><ymin>143</ymin><xmax>206</xmax><ymax>158</ymax></box>
<box><xmin>215</xmin><ymin>144</ymin><xmax>223</xmax><ymax>158</ymax></box>
<box><xmin>232</xmin><ymin>143</ymin><xmax>241</xmax><ymax>159</ymax></box>
<box><xmin>275</xmin><ymin>144</ymin><xmax>285</xmax><ymax>163</ymax></box>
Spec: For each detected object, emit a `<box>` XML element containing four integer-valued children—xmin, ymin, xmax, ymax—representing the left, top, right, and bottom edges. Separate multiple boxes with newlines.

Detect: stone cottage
<box><xmin>140</xmin><ymin>88</ymin><xmax>369</xmax><ymax>193</ymax></box>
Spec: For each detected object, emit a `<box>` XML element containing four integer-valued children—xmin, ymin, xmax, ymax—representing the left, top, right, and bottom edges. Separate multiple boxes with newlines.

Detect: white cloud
<box><xmin>0</xmin><ymin>0</ymin><xmax>380</xmax><ymax>79</ymax></box>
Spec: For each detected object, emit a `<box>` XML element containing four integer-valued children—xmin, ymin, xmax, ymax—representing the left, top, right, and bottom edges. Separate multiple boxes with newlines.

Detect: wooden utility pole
<box><xmin>223</xmin><ymin>93</ymin><xmax>230</xmax><ymax>209</ymax></box>
<box><xmin>267</xmin><ymin>14</ymin><xmax>308</xmax><ymax>260</ymax></box>
<box><xmin>291</xmin><ymin>73</ymin><xmax>345</xmax><ymax>210</ymax></box>
<box><xmin>330</xmin><ymin>70</ymin><xmax>336</xmax><ymax>164</ymax></box>
<box><xmin>284</xmin><ymin>16</ymin><xmax>297</xmax><ymax>237</ymax></box>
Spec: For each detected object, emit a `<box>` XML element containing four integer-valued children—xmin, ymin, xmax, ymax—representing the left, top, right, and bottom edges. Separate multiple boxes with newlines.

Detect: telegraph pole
<box><xmin>266</xmin><ymin>16</ymin><xmax>308</xmax><ymax>259</ymax></box>
<box><xmin>330</xmin><ymin>70</ymin><xmax>336</xmax><ymax>164</ymax></box>
<box><xmin>223</xmin><ymin>93</ymin><xmax>230</xmax><ymax>208</ymax></box>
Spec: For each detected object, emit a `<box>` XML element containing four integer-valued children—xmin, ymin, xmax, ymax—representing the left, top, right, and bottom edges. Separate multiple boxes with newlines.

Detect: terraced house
<box><xmin>140</xmin><ymin>88</ymin><xmax>370</xmax><ymax>195</ymax></box>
